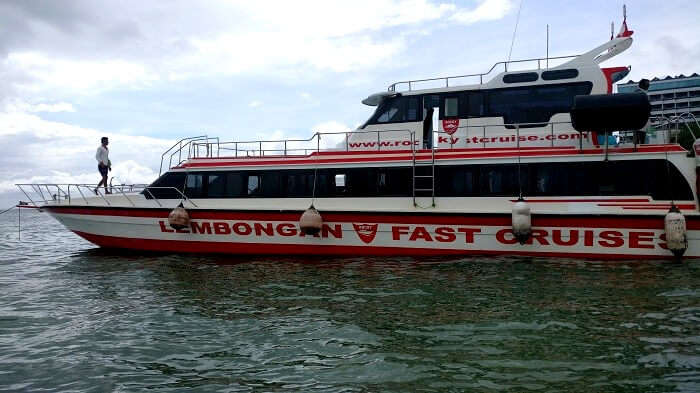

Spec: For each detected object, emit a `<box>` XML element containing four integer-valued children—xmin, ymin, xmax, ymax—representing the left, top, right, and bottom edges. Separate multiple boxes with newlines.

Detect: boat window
<box><xmin>225</xmin><ymin>173</ymin><xmax>245</xmax><ymax>197</ymax></box>
<box><xmin>541</xmin><ymin>69</ymin><xmax>579</xmax><ymax>80</ymax></box>
<box><xmin>247</xmin><ymin>175</ymin><xmax>260</xmax><ymax>196</ymax></box>
<box><xmin>467</xmin><ymin>91</ymin><xmax>487</xmax><ymax>117</ymax></box>
<box><xmin>150</xmin><ymin>159</ymin><xmax>693</xmax><ymax>201</ymax></box>
<box><xmin>487</xmin><ymin>82</ymin><xmax>592</xmax><ymax>127</ymax></box>
<box><xmin>503</xmin><ymin>72</ymin><xmax>539</xmax><ymax>84</ymax></box>
<box><xmin>207</xmin><ymin>173</ymin><xmax>227</xmax><ymax>198</ymax></box>
<box><xmin>335</xmin><ymin>174</ymin><xmax>346</xmax><ymax>188</ymax></box>
<box><xmin>444</xmin><ymin>97</ymin><xmax>459</xmax><ymax>117</ymax></box>
<box><xmin>184</xmin><ymin>173</ymin><xmax>204</xmax><ymax>198</ymax></box>
<box><xmin>368</xmin><ymin>96</ymin><xmax>420</xmax><ymax>125</ymax></box>
<box><xmin>144</xmin><ymin>172</ymin><xmax>186</xmax><ymax>199</ymax></box>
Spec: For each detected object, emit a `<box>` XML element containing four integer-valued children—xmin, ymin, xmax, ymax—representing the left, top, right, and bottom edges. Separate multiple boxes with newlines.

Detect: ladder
<box><xmin>412</xmin><ymin>146</ymin><xmax>436</xmax><ymax>207</ymax></box>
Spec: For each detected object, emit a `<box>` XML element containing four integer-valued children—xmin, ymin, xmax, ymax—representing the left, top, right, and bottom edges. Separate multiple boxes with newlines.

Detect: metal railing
<box><xmin>160</xmin><ymin>135</ymin><xmax>219</xmax><ymax>175</ymax></box>
<box><xmin>161</xmin><ymin>128</ymin><xmax>417</xmax><ymax>167</ymax></box>
<box><xmin>387</xmin><ymin>54</ymin><xmax>580</xmax><ymax>92</ymax></box>
<box><xmin>16</xmin><ymin>183</ymin><xmax>197</xmax><ymax>208</ymax></box>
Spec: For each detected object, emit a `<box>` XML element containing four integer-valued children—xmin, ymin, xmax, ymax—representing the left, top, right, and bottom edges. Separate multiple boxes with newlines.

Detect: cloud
<box><xmin>248</xmin><ymin>100</ymin><xmax>262</xmax><ymax>108</ymax></box>
<box><xmin>0</xmin><ymin>107</ymin><xmax>172</xmax><ymax>197</ymax></box>
<box><xmin>0</xmin><ymin>1</ymin><xmax>517</xmax><ymax>104</ymax></box>
<box><xmin>451</xmin><ymin>0</ymin><xmax>514</xmax><ymax>24</ymax></box>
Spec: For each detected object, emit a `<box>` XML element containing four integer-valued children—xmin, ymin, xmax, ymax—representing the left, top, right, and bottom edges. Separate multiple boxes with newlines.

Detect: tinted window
<box><xmin>370</xmin><ymin>96</ymin><xmax>420</xmax><ymax>124</ymax></box>
<box><xmin>503</xmin><ymin>72</ymin><xmax>539</xmax><ymax>83</ymax></box>
<box><xmin>207</xmin><ymin>173</ymin><xmax>227</xmax><ymax>198</ymax></box>
<box><xmin>247</xmin><ymin>175</ymin><xmax>260</xmax><ymax>196</ymax></box>
<box><xmin>184</xmin><ymin>173</ymin><xmax>204</xmax><ymax>198</ymax></box>
<box><xmin>467</xmin><ymin>91</ymin><xmax>487</xmax><ymax>117</ymax></box>
<box><xmin>144</xmin><ymin>172</ymin><xmax>185</xmax><ymax>199</ymax></box>
<box><xmin>148</xmin><ymin>159</ymin><xmax>693</xmax><ymax>201</ymax></box>
<box><xmin>488</xmin><ymin>82</ymin><xmax>592</xmax><ymax>126</ymax></box>
<box><xmin>444</xmin><ymin>97</ymin><xmax>459</xmax><ymax>117</ymax></box>
<box><xmin>541</xmin><ymin>69</ymin><xmax>579</xmax><ymax>80</ymax></box>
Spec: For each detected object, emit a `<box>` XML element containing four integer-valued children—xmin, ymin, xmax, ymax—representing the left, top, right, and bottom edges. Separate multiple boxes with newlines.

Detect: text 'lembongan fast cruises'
<box><xmin>17</xmin><ymin>10</ymin><xmax>700</xmax><ymax>260</ymax></box>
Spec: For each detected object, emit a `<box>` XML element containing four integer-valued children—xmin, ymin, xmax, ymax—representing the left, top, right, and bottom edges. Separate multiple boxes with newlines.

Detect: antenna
<box><xmin>546</xmin><ymin>24</ymin><xmax>549</xmax><ymax>69</ymax></box>
<box><xmin>610</xmin><ymin>21</ymin><xmax>614</xmax><ymax>40</ymax></box>
<box><xmin>507</xmin><ymin>0</ymin><xmax>524</xmax><ymax>63</ymax></box>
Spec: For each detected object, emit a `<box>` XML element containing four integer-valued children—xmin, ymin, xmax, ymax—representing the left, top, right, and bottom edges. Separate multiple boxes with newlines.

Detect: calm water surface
<box><xmin>1</xmin><ymin>209</ymin><xmax>700</xmax><ymax>392</ymax></box>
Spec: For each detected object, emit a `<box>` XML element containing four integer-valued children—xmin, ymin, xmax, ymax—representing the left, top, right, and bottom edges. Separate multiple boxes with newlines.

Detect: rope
<box><xmin>507</xmin><ymin>0</ymin><xmax>524</xmax><ymax>63</ymax></box>
<box><xmin>0</xmin><ymin>206</ymin><xmax>16</xmax><ymax>215</ymax></box>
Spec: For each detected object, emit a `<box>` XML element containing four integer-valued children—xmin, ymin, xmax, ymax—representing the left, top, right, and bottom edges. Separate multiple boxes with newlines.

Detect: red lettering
<box><xmin>450</xmin><ymin>137</ymin><xmax>459</xmax><ymax>144</ymax></box>
<box><xmin>392</xmin><ymin>226</ymin><xmax>410</xmax><ymax>240</ymax></box>
<box><xmin>527</xmin><ymin>135</ymin><xmax>538</xmax><ymax>141</ymax></box>
<box><xmin>434</xmin><ymin>227</ymin><xmax>456</xmax><ymax>242</ymax></box>
<box><xmin>496</xmin><ymin>228</ymin><xmax>518</xmax><ymax>244</ymax></box>
<box><xmin>232</xmin><ymin>222</ymin><xmax>252</xmax><ymax>236</ymax></box>
<box><xmin>557</xmin><ymin>134</ymin><xmax>570</xmax><ymax>140</ymax></box>
<box><xmin>584</xmin><ymin>230</ymin><xmax>594</xmax><ymax>246</ymax></box>
<box><xmin>190</xmin><ymin>221</ymin><xmax>212</xmax><ymax>234</ymax></box>
<box><xmin>213</xmin><ymin>222</ymin><xmax>231</xmax><ymax>235</ymax></box>
<box><xmin>458</xmin><ymin>227</ymin><xmax>481</xmax><ymax>243</ymax></box>
<box><xmin>159</xmin><ymin>221</ymin><xmax>174</xmax><ymax>233</ymax></box>
<box><xmin>438</xmin><ymin>136</ymin><xmax>449</xmax><ymax>143</ymax></box>
<box><xmin>630</xmin><ymin>231</ymin><xmax>655</xmax><ymax>249</ymax></box>
<box><xmin>479</xmin><ymin>137</ymin><xmax>489</xmax><ymax>143</ymax></box>
<box><xmin>599</xmin><ymin>230</ymin><xmax>624</xmax><ymax>248</ymax></box>
<box><xmin>277</xmin><ymin>223</ymin><xmax>297</xmax><ymax>236</ymax></box>
<box><xmin>254</xmin><ymin>222</ymin><xmax>274</xmax><ymax>236</ymax></box>
<box><xmin>409</xmin><ymin>226</ymin><xmax>433</xmax><ymax>242</ymax></box>
<box><xmin>552</xmin><ymin>229</ymin><xmax>578</xmax><ymax>246</ymax></box>
<box><xmin>527</xmin><ymin>229</ymin><xmax>550</xmax><ymax>245</ymax></box>
<box><xmin>322</xmin><ymin>224</ymin><xmax>343</xmax><ymax>239</ymax></box>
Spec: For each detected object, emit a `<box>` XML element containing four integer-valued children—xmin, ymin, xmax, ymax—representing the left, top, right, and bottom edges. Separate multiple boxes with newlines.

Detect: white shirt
<box><xmin>96</xmin><ymin>145</ymin><xmax>109</xmax><ymax>166</ymax></box>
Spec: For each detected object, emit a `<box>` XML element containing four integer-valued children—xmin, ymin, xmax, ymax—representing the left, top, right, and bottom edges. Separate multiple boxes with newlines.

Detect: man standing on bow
<box><xmin>95</xmin><ymin>137</ymin><xmax>111</xmax><ymax>194</ymax></box>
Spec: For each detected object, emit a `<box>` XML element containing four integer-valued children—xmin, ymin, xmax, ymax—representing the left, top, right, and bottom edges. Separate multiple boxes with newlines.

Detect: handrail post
<box><xmin>377</xmin><ymin>131</ymin><xmax>380</xmax><ymax>151</ymax></box>
<box><xmin>75</xmin><ymin>186</ymin><xmax>88</xmax><ymax>205</ymax></box>
<box><xmin>144</xmin><ymin>188</ymin><xmax>162</xmax><ymax>207</ymax></box>
<box><xmin>345</xmin><ymin>132</ymin><xmax>349</xmax><ymax>151</ymax></box>
<box><xmin>259</xmin><ymin>141</ymin><xmax>262</xmax><ymax>156</ymax></box>
<box><xmin>317</xmin><ymin>133</ymin><xmax>320</xmax><ymax>154</ymax></box>
<box><xmin>284</xmin><ymin>140</ymin><xmax>287</xmax><ymax>156</ymax></box>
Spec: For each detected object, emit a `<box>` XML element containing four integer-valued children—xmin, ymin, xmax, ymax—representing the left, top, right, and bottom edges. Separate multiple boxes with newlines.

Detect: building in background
<box><xmin>618</xmin><ymin>73</ymin><xmax>700</xmax><ymax>125</ymax></box>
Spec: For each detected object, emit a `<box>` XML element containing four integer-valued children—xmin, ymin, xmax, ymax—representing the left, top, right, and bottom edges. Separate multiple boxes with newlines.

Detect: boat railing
<box><xmin>159</xmin><ymin>135</ymin><xmax>219</xmax><ymax>175</ymax></box>
<box><xmin>161</xmin><ymin>128</ymin><xmax>417</xmax><ymax>166</ymax></box>
<box><xmin>15</xmin><ymin>183</ymin><xmax>197</xmax><ymax>208</ymax></box>
<box><xmin>387</xmin><ymin>54</ymin><xmax>580</xmax><ymax>92</ymax></box>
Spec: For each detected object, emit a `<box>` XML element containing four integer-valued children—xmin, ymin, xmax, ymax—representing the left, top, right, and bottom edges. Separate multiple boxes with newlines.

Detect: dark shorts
<box><xmin>98</xmin><ymin>165</ymin><xmax>108</xmax><ymax>177</ymax></box>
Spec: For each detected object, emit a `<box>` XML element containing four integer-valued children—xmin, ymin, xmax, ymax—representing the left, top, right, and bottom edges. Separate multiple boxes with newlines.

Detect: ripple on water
<box><xmin>0</xmin><ymin>210</ymin><xmax>700</xmax><ymax>391</ymax></box>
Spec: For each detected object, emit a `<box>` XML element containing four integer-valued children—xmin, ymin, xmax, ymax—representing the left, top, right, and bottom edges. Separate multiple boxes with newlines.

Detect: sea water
<box><xmin>1</xmin><ymin>209</ymin><xmax>700</xmax><ymax>392</ymax></box>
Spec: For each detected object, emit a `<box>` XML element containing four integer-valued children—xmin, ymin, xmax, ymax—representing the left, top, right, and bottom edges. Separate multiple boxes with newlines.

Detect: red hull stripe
<box><xmin>72</xmin><ymin>231</ymin><xmax>675</xmax><ymax>260</ymax></box>
<box><xmin>513</xmin><ymin>198</ymin><xmax>650</xmax><ymax>203</ymax></box>
<box><xmin>177</xmin><ymin>145</ymin><xmax>687</xmax><ymax>168</ymax></box>
<box><xmin>598</xmin><ymin>203</ymin><xmax>695</xmax><ymax>207</ymax></box>
<box><xmin>45</xmin><ymin>206</ymin><xmax>700</xmax><ymax>230</ymax></box>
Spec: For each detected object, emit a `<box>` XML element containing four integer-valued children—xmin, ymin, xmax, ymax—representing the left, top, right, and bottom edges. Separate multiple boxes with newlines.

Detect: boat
<box><xmin>16</xmin><ymin>11</ymin><xmax>700</xmax><ymax>260</ymax></box>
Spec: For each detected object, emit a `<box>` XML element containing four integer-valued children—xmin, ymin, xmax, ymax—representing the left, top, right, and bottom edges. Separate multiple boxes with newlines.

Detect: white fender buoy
<box><xmin>168</xmin><ymin>203</ymin><xmax>190</xmax><ymax>230</ymax></box>
<box><xmin>512</xmin><ymin>197</ymin><xmax>532</xmax><ymax>245</ymax></box>
<box><xmin>664</xmin><ymin>204</ymin><xmax>688</xmax><ymax>259</ymax></box>
<box><xmin>300</xmin><ymin>205</ymin><xmax>323</xmax><ymax>235</ymax></box>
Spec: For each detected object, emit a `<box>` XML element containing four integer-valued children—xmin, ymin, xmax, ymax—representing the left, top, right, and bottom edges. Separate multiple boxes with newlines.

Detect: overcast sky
<box><xmin>1</xmin><ymin>0</ymin><xmax>700</xmax><ymax>207</ymax></box>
